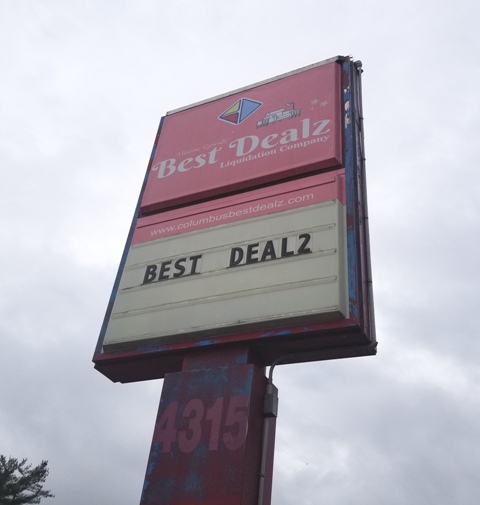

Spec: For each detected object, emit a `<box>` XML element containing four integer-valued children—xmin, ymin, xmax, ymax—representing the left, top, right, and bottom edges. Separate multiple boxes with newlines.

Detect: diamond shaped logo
<box><xmin>219</xmin><ymin>98</ymin><xmax>262</xmax><ymax>125</ymax></box>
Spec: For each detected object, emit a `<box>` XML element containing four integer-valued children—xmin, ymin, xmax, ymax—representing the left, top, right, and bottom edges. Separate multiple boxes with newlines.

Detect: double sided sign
<box><xmin>94</xmin><ymin>56</ymin><xmax>375</xmax><ymax>383</ymax></box>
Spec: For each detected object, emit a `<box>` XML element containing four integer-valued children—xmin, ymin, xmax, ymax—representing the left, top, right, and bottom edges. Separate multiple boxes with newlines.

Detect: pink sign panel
<box><xmin>141</xmin><ymin>61</ymin><xmax>342</xmax><ymax>213</ymax></box>
<box><xmin>134</xmin><ymin>170</ymin><xmax>345</xmax><ymax>245</ymax></box>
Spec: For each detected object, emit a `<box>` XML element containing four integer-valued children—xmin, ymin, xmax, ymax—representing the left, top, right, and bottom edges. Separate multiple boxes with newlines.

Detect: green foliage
<box><xmin>0</xmin><ymin>456</ymin><xmax>54</xmax><ymax>504</ymax></box>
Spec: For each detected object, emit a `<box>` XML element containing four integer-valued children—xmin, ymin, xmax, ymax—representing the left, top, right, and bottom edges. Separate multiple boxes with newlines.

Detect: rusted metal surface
<box><xmin>140</xmin><ymin>348</ymin><xmax>275</xmax><ymax>505</ymax></box>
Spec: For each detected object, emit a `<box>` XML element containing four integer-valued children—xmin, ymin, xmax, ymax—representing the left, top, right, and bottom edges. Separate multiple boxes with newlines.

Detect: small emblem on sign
<box><xmin>219</xmin><ymin>98</ymin><xmax>262</xmax><ymax>125</ymax></box>
<box><xmin>256</xmin><ymin>102</ymin><xmax>301</xmax><ymax>128</ymax></box>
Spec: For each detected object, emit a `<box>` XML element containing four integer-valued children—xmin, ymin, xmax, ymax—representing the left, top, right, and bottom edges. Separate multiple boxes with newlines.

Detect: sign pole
<box><xmin>93</xmin><ymin>55</ymin><xmax>375</xmax><ymax>505</ymax></box>
<box><xmin>139</xmin><ymin>347</ymin><xmax>277</xmax><ymax>505</ymax></box>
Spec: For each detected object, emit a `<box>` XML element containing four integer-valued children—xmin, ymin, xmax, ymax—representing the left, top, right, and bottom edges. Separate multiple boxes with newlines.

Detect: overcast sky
<box><xmin>1</xmin><ymin>1</ymin><xmax>479</xmax><ymax>504</ymax></box>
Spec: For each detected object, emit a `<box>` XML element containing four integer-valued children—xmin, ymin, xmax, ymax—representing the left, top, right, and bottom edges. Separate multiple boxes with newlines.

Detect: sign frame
<box><xmin>93</xmin><ymin>56</ymin><xmax>375</xmax><ymax>383</ymax></box>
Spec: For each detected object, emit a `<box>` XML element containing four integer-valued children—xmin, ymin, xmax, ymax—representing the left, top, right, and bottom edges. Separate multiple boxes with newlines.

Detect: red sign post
<box><xmin>140</xmin><ymin>348</ymin><xmax>275</xmax><ymax>505</ymax></box>
<box><xmin>94</xmin><ymin>56</ymin><xmax>375</xmax><ymax>504</ymax></box>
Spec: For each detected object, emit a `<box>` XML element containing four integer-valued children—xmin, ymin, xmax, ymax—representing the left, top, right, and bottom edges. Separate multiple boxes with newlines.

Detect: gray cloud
<box><xmin>1</xmin><ymin>1</ymin><xmax>479</xmax><ymax>504</ymax></box>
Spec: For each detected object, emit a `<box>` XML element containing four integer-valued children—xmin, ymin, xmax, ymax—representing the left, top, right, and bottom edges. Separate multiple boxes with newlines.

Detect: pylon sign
<box><xmin>94</xmin><ymin>56</ymin><xmax>375</xmax><ymax>383</ymax></box>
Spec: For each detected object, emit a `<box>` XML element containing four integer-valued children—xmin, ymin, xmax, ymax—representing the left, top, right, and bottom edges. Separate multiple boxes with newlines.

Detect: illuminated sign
<box><xmin>102</xmin><ymin>172</ymin><xmax>347</xmax><ymax>350</ymax></box>
<box><xmin>141</xmin><ymin>61</ymin><xmax>342</xmax><ymax>212</ymax></box>
<box><xmin>94</xmin><ymin>56</ymin><xmax>375</xmax><ymax>383</ymax></box>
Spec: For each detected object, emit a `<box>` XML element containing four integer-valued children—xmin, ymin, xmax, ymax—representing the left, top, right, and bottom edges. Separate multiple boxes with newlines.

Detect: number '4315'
<box><xmin>155</xmin><ymin>395</ymin><xmax>249</xmax><ymax>454</ymax></box>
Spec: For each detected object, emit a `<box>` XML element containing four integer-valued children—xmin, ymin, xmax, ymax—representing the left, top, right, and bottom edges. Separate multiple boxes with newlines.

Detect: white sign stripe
<box><xmin>103</xmin><ymin>200</ymin><xmax>348</xmax><ymax>349</ymax></box>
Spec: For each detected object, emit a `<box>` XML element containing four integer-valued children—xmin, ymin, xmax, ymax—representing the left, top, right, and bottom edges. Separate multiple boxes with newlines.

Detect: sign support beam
<box><xmin>140</xmin><ymin>347</ymin><xmax>277</xmax><ymax>505</ymax></box>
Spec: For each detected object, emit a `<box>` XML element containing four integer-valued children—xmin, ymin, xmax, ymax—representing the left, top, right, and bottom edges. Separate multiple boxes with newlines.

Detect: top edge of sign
<box><xmin>167</xmin><ymin>55</ymin><xmax>348</xmax><ymax>116</ymax></box>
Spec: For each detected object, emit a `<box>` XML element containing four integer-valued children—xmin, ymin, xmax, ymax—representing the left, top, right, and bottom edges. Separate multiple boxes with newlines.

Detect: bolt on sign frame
<box><xmin>93</xmin><ymin>55</ymin><xmax>376</xmax><ymax>384</ymax></box>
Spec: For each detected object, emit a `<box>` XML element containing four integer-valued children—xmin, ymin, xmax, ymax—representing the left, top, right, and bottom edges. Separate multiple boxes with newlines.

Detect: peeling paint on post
<box><xmin>140</xmin><ymin>348</ymin><xmax>275</xmax><ymax>505</ymax></box>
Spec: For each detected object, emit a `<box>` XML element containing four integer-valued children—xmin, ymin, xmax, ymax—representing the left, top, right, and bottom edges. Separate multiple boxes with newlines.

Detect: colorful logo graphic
<box><xmin>219</xmin><ymin>98</ymin><xmax>262</xmax><ymax>125</ymax></box>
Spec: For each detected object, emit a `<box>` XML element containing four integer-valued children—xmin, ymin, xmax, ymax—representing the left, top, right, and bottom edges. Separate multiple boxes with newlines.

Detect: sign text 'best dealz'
<box><xmin>142</xmin><ymin>232</ymin><xmax>312</xmax><ymax>284</ymax></box>
<box><xmin>152</xmin><ymin>118</ymin><xmax>331</xmax><ymax>179</ymax></box>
